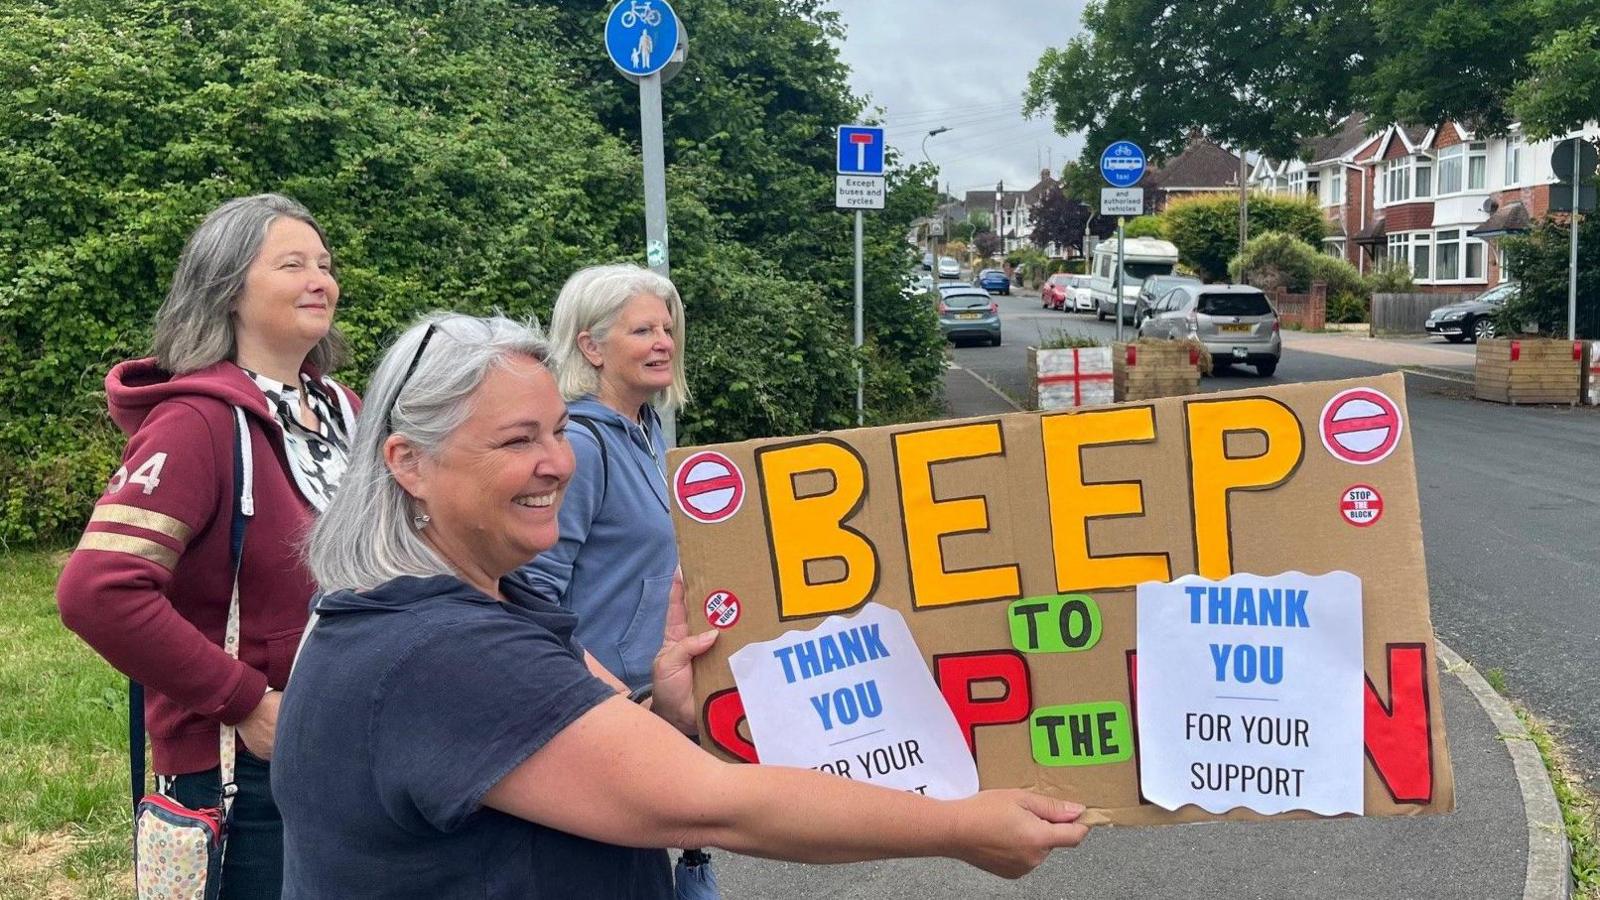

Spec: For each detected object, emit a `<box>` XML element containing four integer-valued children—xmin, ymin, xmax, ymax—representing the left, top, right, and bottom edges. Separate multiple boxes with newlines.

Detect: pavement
<box><xmin>712</xmin><ymin>319</ymin><xmax>1575</xmax><ymax>898</ymax></box>
<box><xmin>1282</xmin><ymin>330</ymin><xmax>1478</xmax><ymax>381</ymax></box>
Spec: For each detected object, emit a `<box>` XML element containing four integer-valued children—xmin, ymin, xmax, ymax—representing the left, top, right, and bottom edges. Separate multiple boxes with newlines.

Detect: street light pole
<box><xmin>923</xmin><ymin>127</ymin><xmax>950</xmax><ymax>279</ymax></box>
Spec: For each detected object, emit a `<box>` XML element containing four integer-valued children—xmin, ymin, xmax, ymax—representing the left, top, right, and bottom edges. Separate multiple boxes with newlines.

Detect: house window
<box><xmin>1467</xmin><ymin>142</ymin><xmax>1487</xmax><ymax>190</ymax></box>
<box><xmin>1324</xmin><ymin>239</ymin><xmax>1346</xmax><ymax>258</ymax></box>
<box><xmin>1438</xmin><ymin>142</ymin><xmax>1488</xmax><ymax>194</ymax></box>
<box><xmin>1389</xmin><ymin>232</ymin><xmax>1432</xmax><ymax>279</ymax></box>
<box><xmin>1384</xmin><ymin>158</ymin><xmax>1411</xmax><ymax>203</ymax></box>
<box><xmin>1412</xmin><ymin>233</ymin><xmax>1431</xmax><ymax>280</ymax></box>
<box><xmin>1466</xmin><ymin>241</ymin><xmax>1485</xmax><ymax>280</ymax></box>
<box><xmin>1437</xmin><ymin>145</ymin><xmax>1463</xmax><ymax>194</ymax></box>
<box><xmin>1415</xmin><ymin>157</ymin><xmax>1432</xmax><ymax>198</ymax></box>
<box><xmin>1288</xmin><ymin>171</ymin><xmax>1306</xmax><ymax>195</ymax></box>
<box><xmin>1504</xmin><ymin>138</ymin><xmax>1526</xmax><ymax>186</ymax></box>
<box><xmin>1326</xmin><ymin>169</ymin><xmax>1344</xmax><ymax>206</ymax></box>
<box><xmin>1435</xmin><ymin>229</ymin><xmax>1461</xmax><ymax>280</ymax></box>
<box><xmin>1433</xmin><ymin>229</ymin><xmax>1487</xmax><ymax>282</ymax></box>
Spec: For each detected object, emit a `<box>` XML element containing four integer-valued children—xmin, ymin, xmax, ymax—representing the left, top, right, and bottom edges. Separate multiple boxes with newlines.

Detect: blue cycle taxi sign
<box><xmin>605</xmin><ymin>0</ymin><xmax>680</xmax><ymax>78</ymax></box>
<box><xmin>1100</xmin><ymin>141</ymin><xmax>1146</xmax><ymax>188</ymax></box>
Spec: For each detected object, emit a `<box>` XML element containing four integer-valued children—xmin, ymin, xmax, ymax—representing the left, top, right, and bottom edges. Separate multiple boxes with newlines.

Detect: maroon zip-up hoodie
<box><xmin>57</xmin><ymin>358</ymin><xmax>359</xmax><ymax>775</ymax></box>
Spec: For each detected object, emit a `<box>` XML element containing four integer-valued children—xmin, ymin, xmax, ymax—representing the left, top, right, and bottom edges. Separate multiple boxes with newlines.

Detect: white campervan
<box><xmin>1089</xmin><ymin>237</ymin><xmax>1180</xmax><ymax>323</ymax></box>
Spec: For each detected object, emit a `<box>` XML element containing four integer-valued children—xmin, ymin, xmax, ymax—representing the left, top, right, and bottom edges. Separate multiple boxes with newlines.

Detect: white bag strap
<box><xmin>219</xmin><ymin>407</ymin><xmax>256</xmax><ymax>816</ymax></box>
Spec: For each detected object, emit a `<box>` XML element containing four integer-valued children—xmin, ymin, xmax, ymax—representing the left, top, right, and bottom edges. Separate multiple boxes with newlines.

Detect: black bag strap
<box><xmin>569</xmin><ymin>415</ymin><xmax>609</xmax><ymax>508</ymax></box>
<box><xmin>129</xmin><ymin>406</ymin><xmax>253</xmax><ymax>816</ymax></box>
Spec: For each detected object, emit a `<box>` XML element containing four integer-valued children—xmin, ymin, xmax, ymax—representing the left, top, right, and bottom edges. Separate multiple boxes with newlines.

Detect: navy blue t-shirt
<box><xmin>272</xmin><ymin>574</ymin><xmax>672</xmax><ymax>899</ymax></box>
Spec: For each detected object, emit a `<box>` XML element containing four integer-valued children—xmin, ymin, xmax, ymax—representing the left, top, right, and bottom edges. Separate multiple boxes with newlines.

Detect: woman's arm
<box><xmin>56</xmin><ymin>401</ymin><xmax>271</xmax><ymax>726</ymax></box>
<box><xmin>482</xmin><ymin>696</ymin><xmax>1088</xmax><ymax>878</ymax></box>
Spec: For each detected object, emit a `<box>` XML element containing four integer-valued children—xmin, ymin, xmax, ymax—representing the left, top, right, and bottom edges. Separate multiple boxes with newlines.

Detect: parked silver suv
<box><xmin>1137</xmin><ymin>284</ymin><xmax>1282</xmax><ymax>376</ymax></box>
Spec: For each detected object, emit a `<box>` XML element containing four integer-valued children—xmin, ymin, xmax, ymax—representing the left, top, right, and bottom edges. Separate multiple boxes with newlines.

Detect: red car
<box><xmin>1041</xmin><ymin>273</ymin><xmax>1076</xmax><ymax>311</ymax></box>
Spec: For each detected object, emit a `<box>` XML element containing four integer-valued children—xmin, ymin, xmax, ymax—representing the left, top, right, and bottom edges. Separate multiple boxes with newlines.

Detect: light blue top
<box><xmin>519</xmin><ymin>397</ymin><xmax>673</xmax><ymax>690</ymax></box>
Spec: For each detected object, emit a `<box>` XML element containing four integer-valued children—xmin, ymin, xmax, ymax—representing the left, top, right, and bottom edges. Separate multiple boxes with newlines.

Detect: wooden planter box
<box><xmin>1473</xmin><ymin>338</ymin><xmax>1583</xmax><ymax>406</ymax></box>
<box><xmin>1113</xmin><ymin>341</ymin><xmax>1201</xmax><ymax>402</ymax></box>
<box><xmin>1029</xmin><ymin>346</ymin><xmax>1114</xmax><ymax>410</ymax></box>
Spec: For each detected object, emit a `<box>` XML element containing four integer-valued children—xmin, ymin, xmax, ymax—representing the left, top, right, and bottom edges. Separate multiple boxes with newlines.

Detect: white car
<box><xmin>938</xmin><ymin>256</ymin><xmax>961</xmax><ymax>279</ymax></box>
<box><xmin>1069</xmin><ymin>275</ymin><xmax>1095</xmax><ymax>312</ymax></box>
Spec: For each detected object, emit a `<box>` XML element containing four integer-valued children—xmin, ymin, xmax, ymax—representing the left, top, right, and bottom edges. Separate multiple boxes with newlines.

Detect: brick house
<box><xmin>1255</xmin><ymin>116</ymin><xmax>1597</xmax><ymax>294</ymax></box>
<box><xmin>1143</xmin><ymin>138</ymin><xmax>1243</xmax><ymax>212</ymax></box>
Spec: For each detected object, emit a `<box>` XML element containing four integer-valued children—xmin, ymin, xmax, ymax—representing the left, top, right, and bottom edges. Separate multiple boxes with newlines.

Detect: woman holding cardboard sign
<box><xmin>273</xmin><ymin>314</ymin><xmax>1089</xmax><ymax>897</ymax></box>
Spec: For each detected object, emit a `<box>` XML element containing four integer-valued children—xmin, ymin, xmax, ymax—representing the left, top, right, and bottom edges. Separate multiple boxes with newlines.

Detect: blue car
<box><xmin>977</xmin><ymin>268</ymin><xmax>1010</xmax><ymax>295</ymax></box>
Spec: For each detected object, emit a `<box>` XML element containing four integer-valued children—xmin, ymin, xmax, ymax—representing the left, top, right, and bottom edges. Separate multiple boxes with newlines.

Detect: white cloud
<box><xmin>827</xmin><ymin>0</ymin><xmax>1090</xmax><ymax>204</ymax></box>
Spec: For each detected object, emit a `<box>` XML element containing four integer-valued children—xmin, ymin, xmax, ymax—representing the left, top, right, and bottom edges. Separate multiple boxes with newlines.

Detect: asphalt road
<box><xmin>954</xmin><ymin>285</ymin><xmax>1600</xmax><ymax>793</ymax></box>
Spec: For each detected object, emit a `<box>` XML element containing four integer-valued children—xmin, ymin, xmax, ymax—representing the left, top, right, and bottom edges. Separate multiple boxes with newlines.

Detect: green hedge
<box><xmin>1161</xmin><ymin>193</ymin><xmax>1327</xmax><ymax>281</ymax></box>
<box><xmin>0</xmin><ymin>0</ymin><xmax>941</xmax><ymax>545</ymax></box>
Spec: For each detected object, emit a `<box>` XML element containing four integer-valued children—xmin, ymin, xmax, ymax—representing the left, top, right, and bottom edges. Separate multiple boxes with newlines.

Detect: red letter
<box><xmin>703</xmin><ymin>688</ymin><xmax>759</xmax><ymax>763</ymax></box>
<box><xmin>933</xmin><ymin>650</ymin><xmax>1032</xmax><ymax>755</ymax></box>
<box><xmin>1364</xmin><ymin>643</ymin><xmax>1433</xmax><ymax>803</ymax></box>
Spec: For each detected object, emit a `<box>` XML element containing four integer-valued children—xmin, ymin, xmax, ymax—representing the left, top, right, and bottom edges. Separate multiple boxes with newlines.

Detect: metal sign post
<box><xmin>606</xmin><ymin>0</ymin><xmax>685</xmax><ymax>445</ymax></box>
<box><xmin>1573</xmin><ymin>149</ymin><xmax>1581</xmax><ymax>341</ymax></box>
<box><xmin>1115</xmin><ymin>218</ymin><xmax>1126</xmax><ymax>342</ymax></box>
<box><xmin>1100</xmin><ymin>141</ymin><xmax>1147</xmax><ymax>343</ymax></box>
<box><xmin>836</xmin><ymin>124</ymin><xmax>885</xmax><ymax>426</ymax></box>
<box><xmin>854</xmin><ymin>210</ymin><xmax>865</xmax><ymax>425</ymax></box>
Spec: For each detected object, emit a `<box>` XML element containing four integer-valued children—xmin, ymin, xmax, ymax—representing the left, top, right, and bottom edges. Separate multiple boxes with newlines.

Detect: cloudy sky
<box><xmin>826</xmin><ymin>0</ymin><xmax>1091</xmax><ymax>203</ymax></box>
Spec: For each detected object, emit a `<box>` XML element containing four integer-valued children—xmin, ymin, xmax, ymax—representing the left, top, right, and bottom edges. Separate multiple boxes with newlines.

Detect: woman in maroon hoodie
<box><xmin>57</xmin><ymin>193</ymin><xmax>359</xmax><ymax>899</ymax></box>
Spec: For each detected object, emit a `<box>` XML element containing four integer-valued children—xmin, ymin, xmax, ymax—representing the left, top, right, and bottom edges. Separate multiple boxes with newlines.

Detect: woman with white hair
<box><xmin>519</xmin><ymin>263</ymin><xmax>687</xmax><ymax>693</ymax></box>
<box><xmin>273</xmin><ymin>313</ymin><xmax>1089</xmax><ymax>898</ymax></box>
<box><xmin>57</xmin><ymin>193</ymin><xmax>358</xmax><ymax>898</ymax></box>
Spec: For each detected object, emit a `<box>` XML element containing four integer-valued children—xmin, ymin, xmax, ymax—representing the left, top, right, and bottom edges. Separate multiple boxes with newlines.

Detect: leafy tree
<box><xmin>0</xmin><ymin>0</ymin><xmax>942</xmax><ymax>545</ymax></box>
<box><xmin>1024</xmin><ymin>0</ymin><xmax>1372</xmax><ymax>162</ymax></box>
<box><xmin>968</xmin><ymin>210</ymin><xmax>993</xmax><ymax>233</ymax></box>
<box><xmin>1029</xmin><ymin>185</ymin><xmax>1090</xmax><ymax>255</ymax></box>
<box><xmin>974</xmin><ymin>230</ymin><xmax>1001</xmax><ymax>258</ymax></box>
<box><xmin>1359</xmin><ymin>0</ymin><xmax>1600</xmax><ymax>138</ymax></box>
<box><xmin>1497</xmin><ymin>218</ymin><xmax>1600</xmax><ymax>337</ymax></box>
<box><xmin>1159</xmin><ymin>194</ymin><xmax>1325</xmax><ymax>281</ymax></box>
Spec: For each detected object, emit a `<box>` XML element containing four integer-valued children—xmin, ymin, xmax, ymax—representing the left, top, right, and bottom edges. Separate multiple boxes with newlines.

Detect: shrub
<box><xmin>1229</xmin><ymin>232</ymin><xmax>1363</xmax><ymax>299</ymax></box>
<box><xmin>0</xmin><ymin>0</ymin><xmax>942</xmax><ymax>545</ymax></box>
<box><xmin>1327</xmin><ymin>292</ymin><xmax>1370</xmax><ymax>324</ymax></box>
<box><xmin>1363</xmin><ymin>259</ymin><xmax>1416</xmax><ymax>294</ymax></box>
<box><xmin>1160</xmin><ymin>193</ymin><xmax>1326</xmax><ymax>281</ymax></box>
<box><xmin>1497</xmin><ymin>217</ymin><xmax>1600</xmax><ymax>338</ymax></box>
<box><xmin>1123</xmin><ymin>215</ymin><xmax>1164</xmax><ymax>239</ymax></box>
<box><xmin>1037</xmin><ymin>330</ymin><xmax>1104</xmax><ymax>349</ymax></box>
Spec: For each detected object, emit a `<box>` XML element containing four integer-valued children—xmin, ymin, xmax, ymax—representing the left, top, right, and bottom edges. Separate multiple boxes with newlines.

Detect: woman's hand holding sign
<box><xmin>946</xmin><ymin>790</ymin><xmax>1090</xmax><ymax>878</ymax></box>
<box><xmin>650</xmin><ymin>568</ymin><xmax>716</xmax><ymax>735</ymax></box>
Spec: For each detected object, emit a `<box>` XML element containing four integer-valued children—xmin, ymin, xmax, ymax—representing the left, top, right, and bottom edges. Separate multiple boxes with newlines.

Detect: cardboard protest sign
<box><xmin>672</xmin><ymin>373</ymin><xmax>1454</xmax><ymax>826</ymax></box>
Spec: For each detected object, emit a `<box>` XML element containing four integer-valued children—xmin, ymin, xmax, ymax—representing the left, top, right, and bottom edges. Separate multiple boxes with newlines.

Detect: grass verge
<box><xmin>1515</xmin><ymin>707</ymin><xmax>1600</xmax><ymax>898</ymax></box>
<box><xmin>0</xmin><ymin>549</ymin><xmax>132</xmax><ymax>899</ymax></box>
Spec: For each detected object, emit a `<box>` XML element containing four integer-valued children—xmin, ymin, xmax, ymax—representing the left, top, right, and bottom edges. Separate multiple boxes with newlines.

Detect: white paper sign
<box><xmin>1136</xmin><ymin>571</ymin><xmax>1365</xmax><ymax>816</ymax></box>
<box><xmin>728</xmin><ymin>602</ymin><xmax>979</xmax><ymax>799</ymax></box>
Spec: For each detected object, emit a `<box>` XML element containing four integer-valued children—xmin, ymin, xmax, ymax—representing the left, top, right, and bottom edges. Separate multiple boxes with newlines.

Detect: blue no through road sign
<box><xmin>837</xmin><ymin>125</ymin><xmax>886</xmax><ymax>176</ymax></box>
<box><xmin>605</xmin><ymin>0</ymin><xmax>680</xmax><ymax>78</ymax></box>
<box><xmin>1100</xmin><ymin>141</ymin><xmax>1146</xmax><ymax>188</ymax></box>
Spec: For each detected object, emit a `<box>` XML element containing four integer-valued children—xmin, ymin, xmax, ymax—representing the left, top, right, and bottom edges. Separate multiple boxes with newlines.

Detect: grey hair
<box><xmin>307</xmin><ymin>313</ymin><xmax>553</xmax><ymax>593</ymax></box>
<box><xmin>547</xmin><ymin>263</ymin><xmax>689</xmax><ymax>410</ymax></box>
<box><xmin>152</xmin><ymin>193</ymin><xmax>348</xmax><ymax>374</ymax></box>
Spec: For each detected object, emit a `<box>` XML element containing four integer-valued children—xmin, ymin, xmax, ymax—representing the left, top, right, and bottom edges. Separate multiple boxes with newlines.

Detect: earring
<box><xmin>412</xmin><ymin>513</ymin><xmax>431</xmax><ymax>530</ymax></box>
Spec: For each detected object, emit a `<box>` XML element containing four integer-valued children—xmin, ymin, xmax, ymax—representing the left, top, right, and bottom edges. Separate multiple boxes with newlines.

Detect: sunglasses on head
<box><xmin>384</xmin><ymin>322</ymin><xmax>437</xmax><ymax>434</ymax></box>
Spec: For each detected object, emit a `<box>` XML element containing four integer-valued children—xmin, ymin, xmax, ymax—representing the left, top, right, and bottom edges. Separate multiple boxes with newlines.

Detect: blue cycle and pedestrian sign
<box><xmin>605</xmin><ymin>0</ymin><xmax>680</xmax><ymax>78</ymax></box>
<box><xmin>836</xmin><ymin>125</ymin><xmax>886</xmax><ymax>176</ymax></box>
<box><xmin>1100</xmin><ymin>141</ymin><xmax>1146</xmax><ymax>187</ymax></box>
